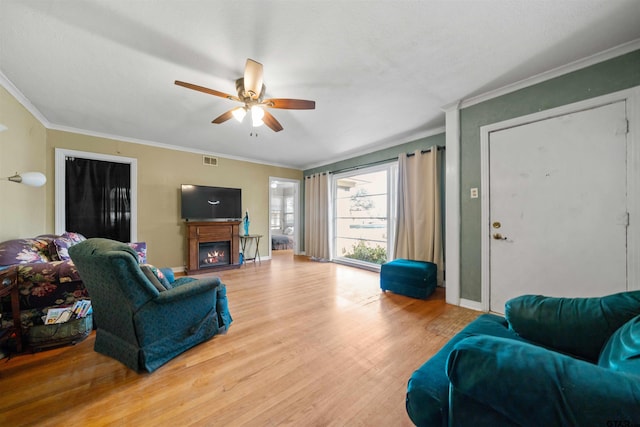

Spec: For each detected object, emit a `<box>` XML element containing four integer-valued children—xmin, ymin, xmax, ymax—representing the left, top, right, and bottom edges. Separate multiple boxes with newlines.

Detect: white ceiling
<box><xmin>1</xmin><ymin>1</ymin><xmax>639</xmax><ymax>170</ymax></box>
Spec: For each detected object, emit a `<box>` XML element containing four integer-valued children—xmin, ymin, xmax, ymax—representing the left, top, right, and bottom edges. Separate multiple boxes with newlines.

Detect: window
<box><xmin>284</xmin><ymin>194</ymin><xmax>295</xmax><ymax>228</ymax></box>
<box><xmin>270</xmin><ymin>196</ymin><xmax>282</xmax><ymax>230</ymax></box>
<box><xmin>332</xmin><ymin>163</ymin><xmax>397</xmax><ymax>268</ymax></box>
<box><xmin>270</xmin><ymin>185</ymin><xmax>295</xmax><ymax>231</ymax></box>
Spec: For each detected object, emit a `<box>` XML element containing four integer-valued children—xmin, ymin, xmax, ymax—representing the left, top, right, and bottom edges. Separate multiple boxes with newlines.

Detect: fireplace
<box><xmin>186</xmin><ymin>221</ymin><xmax>241</xmax><ymax>274</ymax></box>
<box><xmin>199</xmin><ymin>241</ymin><xmax>230</xmax><ymax>268</ymax></box>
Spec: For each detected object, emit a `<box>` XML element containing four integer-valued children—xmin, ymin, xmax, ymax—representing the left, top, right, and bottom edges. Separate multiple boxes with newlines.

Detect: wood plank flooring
<box><xmin>0</xmin><ymin>251</ymin><xmax>479</xmax><ymax>426</ymax></box>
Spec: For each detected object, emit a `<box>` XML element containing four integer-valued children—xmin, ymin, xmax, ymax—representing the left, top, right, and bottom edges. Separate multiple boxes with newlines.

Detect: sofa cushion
<box><xmin>447</xmin><ymin>335</ymin><xmax>640</xmax><ymax>426</ymax></box>
<box><xmin>50</xmin><ymin>232</ymin><xmax>87</xmax><ymax>261</ymax></box>
<box><xmin>0</xmin><ymin>237</ymin><xmax>53</xmax><ymax>266</ymax></box>
<box><xmin>598</xmin><ymin>315</ymin><xmax>640</xmax><ymax>377</ymax></box>
<box><xmin>17</xmin><ymin>260</ymin><xmax>83</xmax><ymax>284</ymax></box>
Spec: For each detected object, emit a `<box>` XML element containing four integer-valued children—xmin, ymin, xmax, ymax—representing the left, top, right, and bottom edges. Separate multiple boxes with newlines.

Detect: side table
<box><xmin>239</xmin><ymin>235</ymin><xmax>262</xmax><ymax>265</ymax></box>
<box><xmin>0</xmin><ymin>266</ymin><xmax>22</xmax><ymax>353</ymax></box>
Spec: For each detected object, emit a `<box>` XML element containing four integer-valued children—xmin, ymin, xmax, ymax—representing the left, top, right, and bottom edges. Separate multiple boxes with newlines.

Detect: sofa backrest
<box><xmin>68</xmin><ymin>238</ymin><xmax>158</xmax><ymax>313</ymax></box>
<box><xmin>0</xmin><ymin>236</ymin><xmax>56</xmax><ymax>266</ymax></box>
<box><xmin>506</xmin><ymin>291</ymin><xmax>640</xmax><ymax>362</ymax></box>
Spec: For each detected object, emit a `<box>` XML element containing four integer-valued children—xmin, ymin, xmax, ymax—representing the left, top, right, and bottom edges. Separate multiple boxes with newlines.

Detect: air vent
<box><xmin>203</xmin><ymin>156</ymin><xmax>218</xmax><ymax>166</ymax></box>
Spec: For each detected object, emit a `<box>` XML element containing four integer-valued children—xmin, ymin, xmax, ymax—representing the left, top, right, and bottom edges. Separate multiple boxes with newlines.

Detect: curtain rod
<box><xmin>309</xmin><ymin>145</ymin><xmax>445</xmax><ymax>176</ymax></box>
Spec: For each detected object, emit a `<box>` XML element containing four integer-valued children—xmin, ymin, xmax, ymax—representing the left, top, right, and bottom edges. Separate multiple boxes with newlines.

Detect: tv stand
<box><xmin>186</xmin><ymin>221</ymin><xmax>241</xmax><ymax>275</ymax></box>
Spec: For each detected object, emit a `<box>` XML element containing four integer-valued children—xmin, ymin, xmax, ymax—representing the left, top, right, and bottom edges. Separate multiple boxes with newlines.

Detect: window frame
<box><xmin>331</xmin><ymin>162</ymin><xmax>397</xmax><ymax>271</ymax></box>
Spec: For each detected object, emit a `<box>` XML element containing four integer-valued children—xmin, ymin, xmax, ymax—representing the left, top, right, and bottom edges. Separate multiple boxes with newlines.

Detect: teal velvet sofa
<box><xmin>406</xmin><ymin>291</ymin><xmax>640</xmax><ymax>426</ymax></box>
<box><xmin>69</xmin><ymin>238</ymin><xmax>232</xmax><ymax>373</ymax></box>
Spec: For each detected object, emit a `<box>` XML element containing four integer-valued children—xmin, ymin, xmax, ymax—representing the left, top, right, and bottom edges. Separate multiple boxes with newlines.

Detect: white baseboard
<box><xmin>459</xmin><ymin>298</ymin><xmax>484</xmax><ymax>312</ymax></box>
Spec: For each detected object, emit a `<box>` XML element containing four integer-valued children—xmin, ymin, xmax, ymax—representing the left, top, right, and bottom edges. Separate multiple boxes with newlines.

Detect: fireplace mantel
<box><xmin>185</xmin><ymin>221</ymin><xmax>241</xmax><ymax>274</ymax></box>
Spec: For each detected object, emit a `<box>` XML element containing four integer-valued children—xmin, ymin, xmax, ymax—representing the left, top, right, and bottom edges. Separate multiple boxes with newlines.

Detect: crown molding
<box><xmin>47</xmin><ymin>123</ymin><xmax>298</xmax><ymax>169</ymax></box>
<box><xmin>0</xmin><ymin>71</ymin><xmax>298</xmax><ymax>169</ymax></box>
<box><xmin>458</xmin><ymin>39</ymin><xmax>640</xmax><ymax>110</ymax></box>
<box><xmin>0</xmin><ymin>71</ymin><xmax>51</xmax><ymax>127</ymax></box>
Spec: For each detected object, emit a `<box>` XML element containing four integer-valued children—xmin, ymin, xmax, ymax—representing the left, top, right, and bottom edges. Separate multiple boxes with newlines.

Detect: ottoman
<box><xmin>380</xmin><ymin>258</ymin><xmax>436</xmax><ymax>299</ymax></box>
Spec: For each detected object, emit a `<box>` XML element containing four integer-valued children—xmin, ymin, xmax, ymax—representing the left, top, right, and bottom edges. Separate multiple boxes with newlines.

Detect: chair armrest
<box><xmin>447</xmin><ymin>335</ymin><xmax>640</xmax><ymax>426</ymax></box>
<box><xmin>154</xmin><ymin>277</ymin><xmax>221</xmax><ymax>304</ymax></box>
<box><xmin>505</xmin><ymin>292</ymin><xmax>640</xmax><ymax>361</ymax></box>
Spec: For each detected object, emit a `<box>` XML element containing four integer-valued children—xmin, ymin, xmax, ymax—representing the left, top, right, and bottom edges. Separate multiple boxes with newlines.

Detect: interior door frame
<box><xmin>268</xmin><ymin>176</ymin><xmax>301</xmax><ymax>258</ymax></box>
<box><xmin>479</xmin><ymin>87</ymin><xmax>640</xmax><ymax>312</ymax></box>
<box><xmin>55</xmin><ymin>148</ymin><xmax>138</xmax><ymax>241</ymax></box>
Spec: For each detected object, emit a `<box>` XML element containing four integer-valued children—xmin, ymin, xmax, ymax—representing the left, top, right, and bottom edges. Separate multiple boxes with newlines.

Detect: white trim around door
<box><xmin>268</xmin><ymin>176</ymin><xmax>301</xmax><ymax>258</ymax></box>
<box><xmin>55</xmin><ymin>148</ymin><xmax>138</xmax><ymax>242</ymax></box>
<box><xmin>480</xmin><ymin>86</ymin><xmax>640</xmax><ymax>312</ymax></box>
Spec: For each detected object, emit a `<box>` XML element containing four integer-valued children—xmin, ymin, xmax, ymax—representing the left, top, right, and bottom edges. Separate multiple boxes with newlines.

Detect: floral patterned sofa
<box><xmin>0</xmin><ymin>232</ymin><xmax>149</xmax><ymax>333</ymax></box>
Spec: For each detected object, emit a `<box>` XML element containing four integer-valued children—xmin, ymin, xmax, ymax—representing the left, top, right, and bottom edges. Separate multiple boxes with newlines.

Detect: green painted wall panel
<box><xmin>459</xmin><ymin>49</ymin><xmax>640</xmax><ymax>302</ymax></box>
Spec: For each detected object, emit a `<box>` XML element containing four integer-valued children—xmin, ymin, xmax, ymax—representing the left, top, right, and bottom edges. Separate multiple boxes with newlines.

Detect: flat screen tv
<box><xmin>181</xmin><ymin>184</ymin><xmax>242</xmax><ymax>221</ymax></box>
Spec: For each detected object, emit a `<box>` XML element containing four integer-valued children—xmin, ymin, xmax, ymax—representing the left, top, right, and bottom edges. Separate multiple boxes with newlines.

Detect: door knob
<box><xmin>493</xmin><ymin>233</ymin><xmax>507</xmax><ymax>240</ymax></box>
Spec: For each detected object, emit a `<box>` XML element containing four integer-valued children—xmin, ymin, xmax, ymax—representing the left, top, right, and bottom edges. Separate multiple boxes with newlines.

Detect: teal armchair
<box><xmin>406</xmin><ymin>291</ymin><xmax>640</xmax><ymax>426</ymax></box>
<box><xmin>69</xmin><ymin>238</ymin><xmax>232</xmax><ymax>373</ymax></box>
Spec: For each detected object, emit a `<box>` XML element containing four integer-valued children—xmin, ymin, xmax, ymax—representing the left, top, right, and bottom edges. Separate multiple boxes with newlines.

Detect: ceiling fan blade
<box><xmin>212</xmin><ymin>109</ymin><xmax>235</xmax><ymax>124</ymax></box>
<box><xmin>243</xmin><ymin>59</ymin><xmax>264</xmax><ymax>100</ymax></box>
<box><xmin>263</xmin><ymin>110</ymin><xmax>284</xmax><ymax>132</ymax></box>
<box><xmin>175</xmin><ymin>80</ymin><xmax>240</xmax><ymax>102</ymax></box>
<box><xmin>263</xmin><ymin>98</ymin><xmax>316</xmax><ymax>110</ymax></box>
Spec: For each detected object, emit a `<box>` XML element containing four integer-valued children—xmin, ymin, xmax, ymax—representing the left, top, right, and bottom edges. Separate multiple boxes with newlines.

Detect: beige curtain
<box><xmin>393</xmin><ymin>149</ymin><xmax>443</xmax><ymax>284</ymax></box>
<box><xmin>304</xmin><ymin>173</ymin><xmax>331</xmax><ymax>260</ymax></box>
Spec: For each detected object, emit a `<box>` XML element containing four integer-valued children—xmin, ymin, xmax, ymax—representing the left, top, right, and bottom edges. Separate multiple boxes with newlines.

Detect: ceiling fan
<box><xmin>175</xmin><ymin>59</ymin><xmax>315</xmax><ymax>132</ymax></box>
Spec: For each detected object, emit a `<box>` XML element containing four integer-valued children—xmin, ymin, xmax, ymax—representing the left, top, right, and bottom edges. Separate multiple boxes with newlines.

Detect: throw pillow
<box><xmin>0</xmin><ymin>238</ymin><xmax>52</xmax><ymax>265</ymax></box>
<box><xmin>141</xmin><ymin>265</ymin><xmax>167</xmax><ymax>292</ymax></box>
<box><xmin>140</xmin><ymin>264</ymin><xmax>171</xmax><ymax>289</ymax></box>
<box><xmin>126</xmin><ymin>242</ymin><xmax>148</xmax><ymax>264</ymax></box>
<box><xmin>598</xmin><ymin>315</ymin><xmax>640</xmax><ymax>377</ymax></box>
<box><xmin>50</xmin><ymin>232</ymin><xmax>87</xmax><ymax>261</ymax></box>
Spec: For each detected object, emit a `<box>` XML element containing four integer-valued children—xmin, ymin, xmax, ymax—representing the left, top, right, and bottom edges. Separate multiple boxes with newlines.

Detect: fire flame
<box><xmin>203</xmin><ymin>250</ymin><xmax>225</xmax><ymax>264</ymax></box>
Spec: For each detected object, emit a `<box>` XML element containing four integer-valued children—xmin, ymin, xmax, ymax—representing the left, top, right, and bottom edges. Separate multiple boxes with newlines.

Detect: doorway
<box><xmin>269</xmin><ymin>177</ymin><xmax>300</xmax><ymax>258</ymax></box>
<box><xmin>55</xmin><ymin>148</ymin><xmax>138</xmax><ymax>241</ymax></box>
<box><xmin>480</xmin><ymin>88</ymin><xmax>640</xmax><ymax>313</ymax></box>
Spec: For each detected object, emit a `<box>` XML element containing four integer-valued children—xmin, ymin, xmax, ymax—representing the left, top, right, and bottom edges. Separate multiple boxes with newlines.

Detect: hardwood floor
<box><xmin>0</xmin><ymin>251</ymin><xmax>479</xmax><ymax>426</ymax></box>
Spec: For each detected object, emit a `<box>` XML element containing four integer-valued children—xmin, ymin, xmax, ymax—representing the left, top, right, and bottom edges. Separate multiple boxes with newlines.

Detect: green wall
<box><xmin>459</xmin><ymin>49</ymin><xmax>640</xmax><ymax>301</ymax></box>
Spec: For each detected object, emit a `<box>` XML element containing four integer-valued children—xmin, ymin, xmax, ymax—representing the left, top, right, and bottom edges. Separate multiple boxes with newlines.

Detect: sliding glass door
<box><xmin>332</xmin><ymin>163</ymin><xmax>397</xmax><ymax>268</ymax></box>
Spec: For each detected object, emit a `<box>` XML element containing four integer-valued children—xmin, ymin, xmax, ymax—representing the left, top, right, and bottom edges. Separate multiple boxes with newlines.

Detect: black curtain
<box><xmin>65</xmin><ymin>157</ymin><xmax>131</xmax><ymax>241</ymax></box>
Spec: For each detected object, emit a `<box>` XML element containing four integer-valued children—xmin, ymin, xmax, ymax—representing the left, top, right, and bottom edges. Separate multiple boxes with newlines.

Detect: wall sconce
<box><xmin>5</xmin><ymin>172</ymin><xmax>47</xmax><ymax>187</ymax></box>
<box><xmin>0</xmin><ymin>125</ymin><xmax>46</xmax><ymax>187</ymax></box>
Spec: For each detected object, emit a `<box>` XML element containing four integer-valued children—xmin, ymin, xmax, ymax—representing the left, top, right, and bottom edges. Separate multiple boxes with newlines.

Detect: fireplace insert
<box><xmin>199</xmin><ymin>241</ymin><xmax>230</xmax><ymax>268</ymax></box>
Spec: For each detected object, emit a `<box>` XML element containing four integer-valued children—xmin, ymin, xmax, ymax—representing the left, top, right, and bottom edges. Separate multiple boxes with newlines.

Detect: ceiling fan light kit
<box><xmin>232</xmin><ymin>107</ymin><xmax>247</xmax><ymax>122</ymax></box>
<box><xmin>251</xmin><ymin>105</ymin><xmax>265</xmax><ymax>127</ymax></box>
<box><xmin>175</xmin><ymin>58</ymin><xmax>315</xmax><ymax>132</ymax></box>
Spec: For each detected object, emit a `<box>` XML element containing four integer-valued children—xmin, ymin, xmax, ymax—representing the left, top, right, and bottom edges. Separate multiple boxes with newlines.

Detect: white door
<box><xmin>489</xmin><ymin>101</ymin><xmax>628</xmax><ymax>313</ymax></box>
